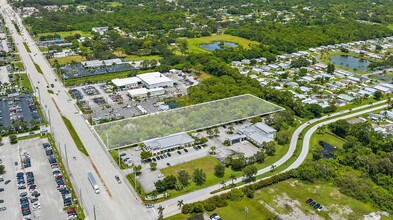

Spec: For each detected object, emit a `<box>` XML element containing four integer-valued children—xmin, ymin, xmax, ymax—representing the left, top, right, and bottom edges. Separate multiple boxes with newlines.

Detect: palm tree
<box><xmin>158</xmin><ymin>205</ymin><xmax>164</xmax><ymax>219</ymax></box>
<box><xmin>220</xmin><ymin>180</ymin><xmax>226</xmax><ymax>189</ymax></box>
<box><xmin>177</xmin><ymin>200</ymin><xmax>184</xmax><ymax>209</ymax></box>
<box><xmin>270</xmin><ymin>165</ymin><xmax>277</xmax><ymax>173</ymax></box>
<box><xmin>230</xmin><ymin>174</ymin><xmax>236</xmax><ymax>185</ymax></box>
<box><xmin>210</xmin><ymin>146</ymin><xmax>217</xmax><ymax>155</ymax></box>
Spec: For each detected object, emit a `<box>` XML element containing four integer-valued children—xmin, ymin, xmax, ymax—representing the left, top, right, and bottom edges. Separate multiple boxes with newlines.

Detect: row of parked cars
<box><xmin>148</xmin><ymin>145</ymin><xmax>203</xmax><ymax>163</ymax></box>
<box><xmin>70</xmin><ymin>89</ymin><xmax>83</xmax><ymax>100</ymax></box>
<box><xmin>17</xmin><ymin>171</ymin><xmax>39</xmax><ymax>216</ymax></box>
<box><xmin>43</xmin><ymin>143</ymin><xmax>75</xmax><ymax>214</ymax></box>
<box><xmin>22</xmin><ymin>152</ymin><xmax>31</xmax><ymax>168</ymax></box>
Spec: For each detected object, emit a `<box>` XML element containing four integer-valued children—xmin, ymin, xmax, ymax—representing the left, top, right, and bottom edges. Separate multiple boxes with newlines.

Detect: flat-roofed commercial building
<box><xmin>137</xmin><ymin>72</ymin><xmax>174</xmax><ymax>89</ymax></box>
<box><xmin>143</xmin><ymin>132</ymin><xmax>195</xmax><ymax>155</ymax></box>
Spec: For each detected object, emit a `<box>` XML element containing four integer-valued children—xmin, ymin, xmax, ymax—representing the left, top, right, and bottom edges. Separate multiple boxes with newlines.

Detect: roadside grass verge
<box><xmin>49</xmin><ymin>56</ymin><xmax>86</xmax><ymax>65</ymax></box>
<box><xmin>185</xmin><ymin>34</ymin><xmax>259</xmax><ymax>53</ymax></box>
<box><xmin>14</xmin><ymin>73</ymin><xmax>33</xmax><ymax>93</ymax></box>
<box><xmin>109</xmin><ymin>150</ymin><xmax>133</xmax><ymax>170</ymax></box>
<box><xmin>61</xmin><ymin>116</ymin><xmax>89</xmax><ymax>156</ymax></box>
<box><xmin>126</xmin><ymin>174</ymin><xmax>146</xmax><ymax>196</ymax></box>
<box><xmin>23</xmin><ymin>42</ymin><xmax>31</xmax><ymax>53</ymax></box>
<box><xmin>34</xmin><ymin>63</ymin><xmax>43</xmax><ymax>74</ymax></box>
<box><xmin>47</xmin><ymin>134</ymin><xmax>85</xmax><ymax>220</ymax></box>
<box><xmin>12</xmin><ymin>20</ymin><xmax>21</xmax><ymax>34</ymax></box>
<box><xmin>17</xmin><ymin>133</ymin><xmax>41</xmax><ymax>141</ymax></box>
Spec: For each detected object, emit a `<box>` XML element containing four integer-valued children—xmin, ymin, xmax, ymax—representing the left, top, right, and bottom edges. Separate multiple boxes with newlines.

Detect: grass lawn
<box><xmin>307</xmin><ymin>131</ymin><xmax>345</xmax><ymax>160</ymax></box>
<box><xmin>35</xmin><ymin>30</ymin><xmax>92</xmax><ymax>40</ymax></box>
<box><xmin>124</xmin><ymin>55</ymin><xmax>162</xmax><ymax>61</ymax></box>
<box><xmin>49</xmin><ymin>55</ymin><xmax>86</xmax><ymax>65</ymax></box>
<box><xmin>23</xmin><ymin>42</ymin><xmax>31</xmax><ymax>53</ymax></box>
<box><xmin>186</xmin><ymin>34</ymin><xmax>259</xmax><ymax>53</ymax></box>
<box><xmin>167</xmin><ymin>179</ymin><xmax>383</xmax><ymax>220</ymax></box>
<box><xmin>19</xmin><ymin>73</ymin><xmax>33</xmax><ymax>93</ymax></box>
<box><xmin>15</xmin><ymin>62</ymin><xmax>24</xmax><ymax>71</ymax></box>
<box><xmin>107</xmin><ymin>1</ymin><xmax>123</xmax><ymax>7</ymax></box>
<box><xmin>63</xmin><ymin>69</ymin><xmax>153</xmax><ymax>86</ymax></box>
<box><xmin>61</xmin><ymin>116</ymin><xmax>89</xmax><ymax>156</ymax></box>
<box><xmin>336</xmin><ymin>96</ymin><xmax>379</xmax><ymax>112</ymax></box>
<box><xmin>160</xmin><ymin>140</ymin><xmax>290</xmax><ymax>199</ymax></box>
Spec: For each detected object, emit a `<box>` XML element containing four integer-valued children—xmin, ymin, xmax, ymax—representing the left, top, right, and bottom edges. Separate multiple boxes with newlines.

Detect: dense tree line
<box><xmin>297</xmin><ymin>121</ymin><xmax>393</xmax><ymax>212</ymax></box>
<box><xmin>226</xmin><ymin>20</ymin><xmax>393</xmax><ymax>54</ymax></box>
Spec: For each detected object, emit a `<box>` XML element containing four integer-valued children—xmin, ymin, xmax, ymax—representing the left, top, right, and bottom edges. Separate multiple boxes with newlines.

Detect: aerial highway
<box><xmin>1</xmin><ymin>1</ymin><xmax>390</xmax><ymax>219</ymax></box>
<box><xmin>0</xmin><ymin>1</ymin><xmax>155</xmax><ymax>219</ymax></box>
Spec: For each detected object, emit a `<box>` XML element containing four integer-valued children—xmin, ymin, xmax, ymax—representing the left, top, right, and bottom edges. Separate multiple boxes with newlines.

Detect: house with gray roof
<box><xmin>143</xmin><ymin>132</ymin><xmax>194</xmax><ymax>155</ymax></box>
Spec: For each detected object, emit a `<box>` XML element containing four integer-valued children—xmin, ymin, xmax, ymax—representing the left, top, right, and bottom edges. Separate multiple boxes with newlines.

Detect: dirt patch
<box><xmin>260</xmin><ymin>193</ymin><xmax>322</xmax><ymax>220</ymax></box>
<box><xmin>328</xmin><ymin>204</ymin><xmax>352</xmax><ymax>219</ymax></box>
<box><xmin>288</xmin><ymin>180</ymin><xmax>299</xmax><ymax>187</ymax></box>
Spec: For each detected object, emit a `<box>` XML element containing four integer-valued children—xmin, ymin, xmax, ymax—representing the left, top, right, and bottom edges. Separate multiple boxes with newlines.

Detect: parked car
<box><xmin>166</xmin><ymin>163</ymin><xmax>171</xmax><ymax>166</ymax></box>
<box><xmin>177</xmin><ymin>151</ymin><xmax>182</xmax><ymax>155</ymax></box>
<box><xmin>197</xmin><ymin>145</ymin><xmax>202</xmax><ymax>149</ymax></box>
<box><xmin>20</xmin><ymin>192</ymin><xmax>28</xmax><ymax>197</ymax></box>
<box><xmin>0</xmin><ymin>200</ymin><xmax>4</xmax><ymax>203</ymax></box>
<box><xmin>4</xmin><ymin>180</ymin><xmax>9</xmax><ymax>185</ymax></box>
<box><xmin>115</xmin><ymin>175</ymin><xmax>121</xmax><ymax>183</ymax></box>
<box><xmin>167</xmin><ymin>152</ymin><xmax>171</xmax><ymax>157</ymax></box>
<box><xmin>184</xmin><ymin>148</ymin><xmax>188</xmax><ymax>153</ymax></box>
<box><xmin>0</xmin><ymin>188</ymin><xmax>4</xmax><ymax>192</ymax></box>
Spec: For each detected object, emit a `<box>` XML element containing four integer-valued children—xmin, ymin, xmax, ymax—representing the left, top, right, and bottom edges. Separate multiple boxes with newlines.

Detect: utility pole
<box><xmin>65</xmin><ymin>144</ymin><xmax>70</xmax><ymax>176</ymax></box>
<box><xmin>93</xmin><ymin>205</ymin><xmax>96</xmax><ymax>220</ymax></box>
<box><xmin>118</xmin><ymin>148</ymin><xmax>120</xmax><ymax>168</ymax></box>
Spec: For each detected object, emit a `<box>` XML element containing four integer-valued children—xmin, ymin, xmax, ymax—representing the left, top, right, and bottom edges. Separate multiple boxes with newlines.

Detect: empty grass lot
<box><xmin>49</xmin><ymin>55</ymin><xmax>86</xmax><ymax>65</ymax></box>
<box><xmin>166</xmin><ymin>179</ymin><xmax>385</xmax><ymax>220</ymax></box>
<box><xmin>186</xmin><ymin>34</ymin><xmax>259</xmax><ymax>53</ymax></box>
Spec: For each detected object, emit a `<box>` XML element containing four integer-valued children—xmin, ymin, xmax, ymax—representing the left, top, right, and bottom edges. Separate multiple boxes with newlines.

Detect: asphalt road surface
<box><xmin>0</xmin><ymin>1</ymin><xmax>155</xmax><ymax>219</ymax></box>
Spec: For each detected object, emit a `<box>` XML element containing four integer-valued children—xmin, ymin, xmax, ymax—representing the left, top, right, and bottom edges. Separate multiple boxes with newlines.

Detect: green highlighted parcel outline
<box><xmin>94</xmin><ymin>94</ymin><xmax>284</xmax><ymax>149</ymax></box>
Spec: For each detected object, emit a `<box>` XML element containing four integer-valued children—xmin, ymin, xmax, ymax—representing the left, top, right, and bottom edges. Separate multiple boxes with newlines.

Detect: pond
<box><xmin>319</xmin><ymin>141</ymin><xmax>337</xmax><ymax>159</ymax></box>
<box><xmin>330</xmin><ymin>55</ymin><xmax>370</xmax><ymax>71</ymax></box>
<box><xmin>200</xmin><ymin>41</ymin><xmax>238</xmax><ymax>51</ymax></box>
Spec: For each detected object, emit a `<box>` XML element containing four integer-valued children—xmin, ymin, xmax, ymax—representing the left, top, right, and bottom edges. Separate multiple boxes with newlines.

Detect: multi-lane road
<box><xmin>0</xmin><ymin>1</ymin><xmax>155</xmax><ymax>219</ymax></box>
<box><xmin>1</xmin><ymin>0</ymin><xmax>390</xmax><ymax>219</ymax></box>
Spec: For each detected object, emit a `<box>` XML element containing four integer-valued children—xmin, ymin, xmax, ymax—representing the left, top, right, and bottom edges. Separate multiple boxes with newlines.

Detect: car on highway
<box><xmin>115</xmin><ymin>175</ymin><xmax>121</xmax><ymax>183</ymax></box>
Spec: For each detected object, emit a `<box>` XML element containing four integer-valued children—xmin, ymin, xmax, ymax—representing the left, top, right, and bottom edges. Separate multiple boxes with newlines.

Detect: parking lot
<box><xmin>70</xmin><ymin>83</ymin><xmax>184</xmax><ymax>122</ymax></box>
<box><xmin>0</xmin><ymin>138</ymin><xmax>68</xmax><ymax>220</ymax></box>
<box><xmin>120</xmin><ymin>145</ymin><xmax>210</xmax><ymax>192</ymax></box>
<box><xmin>68</xmin><ymin>71</ymin><xmax>198</xmax><ymax>122</ymax></box>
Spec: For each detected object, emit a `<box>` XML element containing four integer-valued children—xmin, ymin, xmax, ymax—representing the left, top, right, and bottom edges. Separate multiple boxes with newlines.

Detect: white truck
<box><xmin>87</xmin><ymin>172</ymin><xmax>100</xmax><ymax>194</ymax></box>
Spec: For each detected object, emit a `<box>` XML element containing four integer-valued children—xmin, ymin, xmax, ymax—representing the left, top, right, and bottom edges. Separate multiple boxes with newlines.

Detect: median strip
<box><xmin>61</xmin><ymin>115</ymin><xmax>89</xmax><ymax>156</ymax></box>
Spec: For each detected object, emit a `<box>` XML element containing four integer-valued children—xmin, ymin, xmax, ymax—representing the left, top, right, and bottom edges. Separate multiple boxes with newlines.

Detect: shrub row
<box><xmin>181</xmin><ymin>170</ymin><xmax>296</xmax><ymax>214</ymax></box>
